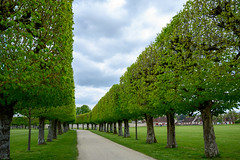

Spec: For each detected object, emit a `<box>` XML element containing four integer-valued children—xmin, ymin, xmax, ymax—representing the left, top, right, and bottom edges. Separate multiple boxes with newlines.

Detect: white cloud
<box><xmin>75</xmin><ymin>85</ymin><xmax>110</xmax><ymax>109</ymax></box>
<box><xmin>121</xmin><ymin>7</ymin><xmax>173</xmax><ymax>43</ymax></box>
<box><xmin>106</xmin><ymin>0</ymin><xmax>127</xmax><ymax>19</ymax></box>
<box><xmin>72</xmin><ymin>0</ymin><xmax>189</xmax><ymax>109</ymax></box>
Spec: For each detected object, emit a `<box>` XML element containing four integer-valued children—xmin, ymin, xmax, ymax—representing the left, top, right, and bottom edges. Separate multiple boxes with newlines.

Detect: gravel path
<box><xmin>77</xmin><ymin>130</ymin><xmax>156</xmax><ymax>160</ymax></box>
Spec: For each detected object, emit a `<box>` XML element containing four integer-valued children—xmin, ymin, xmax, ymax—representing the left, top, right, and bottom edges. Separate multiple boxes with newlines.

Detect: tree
<box><xmin>226</xmin><ymin>110</ymin><xmax>239</xmax><ymax>124</ymax></box>
<box><xmin>0</xmin><ymin>0</ymin><xmax>74</xmax><ymax>159</ymax></box>
<box><xmin>76</xmin><ymin>105</ymin><xmax>91</xmax><ymax>115</ymax></box>
<box><xmin>151</xmin><ymin>14</ymin><xmax>186</xmax><ymax>148</ymax></box>
<box><xmin>160</xmin><ymin>0</ymin><xmax>240</xmax><ymax>157</ymax></box>
<box><xmin>122</xmin><ymin>50</ymin><xmax>159</xmax><ymax>143</ymax></box>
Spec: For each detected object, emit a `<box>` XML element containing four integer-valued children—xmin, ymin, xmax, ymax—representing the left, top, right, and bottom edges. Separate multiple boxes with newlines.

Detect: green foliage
<box><xmin>0</xmin><ymin>0</ymin><xmax>75</xmax><ymax>110</ymax></box>
<box><xmin>235</xmin><ymin>119</ymin><xmax>240</xmax><ymax>124</ymax></box>
<box><xmin>11</xmin><ymin>117</ymin><xmax>28</xmax><ymax>126</ymax></box>
<box><xmin>166</xmin><ymin>0</ymin><xmax>240</xmax><ymax>114</ymax></box>
<box><xmin>76</xmin><ymin>113</ymin><xmax>90</xmax><ymax>124</ymax></box>
<box><xmin>89</xmin><ymin>0</ymin><xmax>239</xmax><ymax>136</ymax></box>
<box><xmin>76</xmin><ymin>105</ymin><xmax>91</xmax><ymax>115</ymax></box>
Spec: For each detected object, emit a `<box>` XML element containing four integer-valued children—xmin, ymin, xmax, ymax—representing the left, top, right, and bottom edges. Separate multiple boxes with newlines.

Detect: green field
<box><xmin>10</xmin><ymin>129</ymin><xmax>78</xmax><ymax>160</ymax></box>
<box><xmin>91</xmin><ymin>124</ymin><xmax>240</xmax><ymax>160</ymax></box>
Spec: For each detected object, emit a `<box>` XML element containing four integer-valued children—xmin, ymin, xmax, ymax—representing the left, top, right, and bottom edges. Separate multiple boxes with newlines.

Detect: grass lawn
<box><xmin>91</xmin><ymin>124</ymin><xmax>240</xmax><ymax>160</ymax></box>
<box><xmin>10</xmin><ymin>129</ymin><xmax>78</xmax><ymax>160</ymax></box>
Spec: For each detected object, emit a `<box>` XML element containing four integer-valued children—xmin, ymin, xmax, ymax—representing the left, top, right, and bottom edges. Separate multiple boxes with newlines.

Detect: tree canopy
<box><xmin>0</xmin><ymin>0</ymin><xmax>75</xmax><ymax>159</ymax></box>
<box><xmin>76</xmin><ymin>105</ymin><xmax>91</xmax><ymax>115</ymax></box>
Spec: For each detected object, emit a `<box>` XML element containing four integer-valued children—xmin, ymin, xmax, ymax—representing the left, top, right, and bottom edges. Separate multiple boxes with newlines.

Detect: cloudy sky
<box><xmin>72</xmin><ymin>0</ymin><xmax>188</xmax><ymax>109</ymax></box>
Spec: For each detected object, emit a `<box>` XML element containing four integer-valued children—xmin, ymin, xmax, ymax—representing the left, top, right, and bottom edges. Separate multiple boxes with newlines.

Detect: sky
<box><xmin>72</xmin><ymin>0</ymin><xmax>188</xmax><ymax>109</ymax></box>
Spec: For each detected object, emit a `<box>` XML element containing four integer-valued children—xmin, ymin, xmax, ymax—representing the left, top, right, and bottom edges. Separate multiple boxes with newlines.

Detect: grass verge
<box><xmin>91</xmin><ymin>124</ymin><xmax>240</xmax><ymax>160</ymax></box>
<box><xmin>10</xmin><ymin>129</ymin><xmax>78</xmax><ymax>160</ymax></box>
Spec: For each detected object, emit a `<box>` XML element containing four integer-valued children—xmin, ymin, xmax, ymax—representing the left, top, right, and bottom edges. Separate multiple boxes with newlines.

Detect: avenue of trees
<box><xmin>77</xmin><ymin>0</ymin><xmax>239</xmax><ymax>158</ymax></box>
<box><xmin>0</xmin><ymin>0</ymin><xmax>75</xmax><ymax>159</ymax></box>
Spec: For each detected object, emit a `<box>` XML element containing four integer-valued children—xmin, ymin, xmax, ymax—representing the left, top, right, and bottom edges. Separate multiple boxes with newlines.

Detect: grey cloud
<box><xmin>73</xmin><ymin>0</ymin><xmax>128</xmax><ymax>40</ymax></box>
<box><xmin>74</xmin><ymin>70</ymin><xmax>119</xmax><ymax>87</ymax></box>
<box><xmin>73</xmin><ymin>56</ymin><xmax>120</xmax><ymax>87</ymax></box>
<box><xmin>72</xmin><ymin>0</ymin><xmax>188</xmax><ymax>107</ymax></box>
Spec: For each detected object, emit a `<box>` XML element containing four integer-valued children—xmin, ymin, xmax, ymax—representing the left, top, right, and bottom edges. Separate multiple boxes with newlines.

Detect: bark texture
<box><xmin>103</xmin><ymin>122</ymin><xmax>106</xmax><ymax>132</ymax></box>
<box><xmin>123</xmin><ymin>119</ymin><xmax>130</xmax><ymax>138</ymax></box>
<box><xmin>0</xmin><ymin>106</ymin><xmax>14</xmax><ymax>160</ymax></box>
<box><xmin>67</xmin><ymin>124</ymin><xmax>69</xmax><ymax>131</ymax></box>
<box><xmin>118</xmin><ymin>120</ymin><xmax>123</xmax><ymax>136</ymax></box>
<box><xmin>53</xmin><ymin>120</ymin><xmax>57</xmax><ymax>139</ymax></box>
<box><xmin>63</xmin><ymin>122</ymin><xmax>68</xmax><ymax>133</ymax></box>
<box><xmin>145</xmin><ymin>115</ymin><xmax>157</xmax><ymax>143</ymax></box>
<box><xmin>110</xmin><ymin>123</ymin><xmax>113</xmax><ymax>133</ymax></box>
<box><xmin>63</xmin><ymin>122</ymin><xmax>66</xmax><ymax>133</ymax></box>
<box><xmin>200</xmin><ymin>101</ymin><xmax>219</xmax><ymax>158</ymax></box>
<box><xmin>77</xmin><ymin>124</ymin><xmax>79</xmax><ymax>129</ymax></box>
<box><xmin>58</xmin><ymin>121</ymin><xmax>62</xmax><ymax>135</ymax></box>
<box><xmin>113</xmin><ymin>122</ymin><xmax>117</xmax><ymax>134</ymax></box>
<box><xmin>38</xmin><ymin>117</ymin><xmax>46</xmax><ymax>145</ymax></box>
<box><xmin>47</xmin><ymin>120</ymin><xmax>54</xmax><ymax>142</ymax></box>
<box><xmin>107</xmin><ymin>123</ymin><xmax>109</xmax><ymax>132</ymax></box>
<box><xmin>87</xmin><ymin>123</ymin><xmax>89</xmax><ymax>130</ymax></box>
<box><xmin>166</xmin><ymin>112</ymin><xmax>177</xmax><ymax>148</ymax></box>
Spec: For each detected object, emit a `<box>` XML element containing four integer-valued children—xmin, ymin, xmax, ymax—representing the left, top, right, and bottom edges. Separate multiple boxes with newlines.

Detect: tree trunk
<box><xmin>110</xmin><ymin>123</ymin><xmax>113</xmax><ymax>133</ymax></box>
<box><xmin>47</xmin><ymin>120</ymin><xmax>54</xmax><ymax>142</ymax></box>
<box><xmin>123</xmin><ymin>119</ymin><xmax>130</xmax><ymax>138</ymax></box>
<box><xmin>166</xmin><ymin>112</ymin><xmax>177</xmax><ymax>148</ymax></box>
<box><xmin>200</xmin><ymin>101</ymin><xmax>219</xmax><ymax>158</ymax></box>
<box><xmin>77</xmin><ymin>123</ymin><xmax>79</xmax><ymax>129</ymax></box>
<box><xmin>63</xmin><ymin>122</ymin><xmax>67</xmax><ymax>133</ymax></box>
<box><xmin>135</xmin><ymin>119</ymin><xmax>138</xmax><ymax>140</ymax></box>
<box><xmin>103</xmin><ymin>122</ymin><xmax>106</xmax><ymax>132</ymax></box>
<box><xmin>28</xmin><ymin>108</ymin><xmax>32</xmax><ymax>151</ymax></box>
<box><xmin>72</xmin><ymin>124</ymin><xmax>73</xmax><ymax>129</ymax></box>
<box><xmin>99</xmin><ymin>124</ymin><xmax>101</xmax><ymax>131</ymax></box>
<box><xmin>95</xmin><ymin>124</ymin><xmax>97</xmax><ymax>130</ymax></box>
<box><xmin>66</xmin><ymin>123</ymin><xmax>69</xmax><ymax>132</ymax></box>
<box><xmin>113</xmin><ymin>122</ymin><xmax>117</xmax><ymax>134</ymax></box>
<box><xmin>53</xmin><ymin>119</ymin><xmax>57</xmax><ymax>139</ymax></box>
<box><xmin>58</xmin><ymin>121</ymin><xmax>62</xmax><ymax>135</ymax></box>
<box><xmin>38</xmin><ymin>117</ymin><xmax>46</xmax><ymax>145</ymax></box>
<box><xmin>118</xmin><ymin>120</ymin><xmax>123</xmax><ymax>136</ymax></box>
<box><xmin>63</xmin><ymin>122</ymin><xmax>66</xmax><ymax>133</ymax></box>
<box><xmin>0</xmin><ymin>105</ymin><xmax>14</xmax><ymax>160</ymax></box>
<box><xmin>145</xmin><ymin>115</ymin><xmax>157</xmax><ymax>143</ymax></box>
<box><xmin>91</xmin><ymin>124</ymin><xmax>94</xmax><ymax>130</ymax></box>
<box><xmin>87</xmin><ymin>123</ymin><xmax>89</xmax><ymax>130</ymax></box>
<box><xmin>82</xmin><ymin>124</ymin><xmax>84</xmax><ymax>130</ymax></box>
<box><xmin>106</xmin><ymin>123</ymin><xmax>109</xmax><ymax>132</ymax></box>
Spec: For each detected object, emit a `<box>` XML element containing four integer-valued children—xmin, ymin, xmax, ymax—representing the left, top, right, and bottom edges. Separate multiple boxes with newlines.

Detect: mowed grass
<box><xmin>91</xmin><ymin>124</ymin><xmax>240</xmax><ymax>160</ymax></box>
<box><xmin>10</xmin><ymin>129</ymin><xmax>78</xmax><ymax>160</ymax></box>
